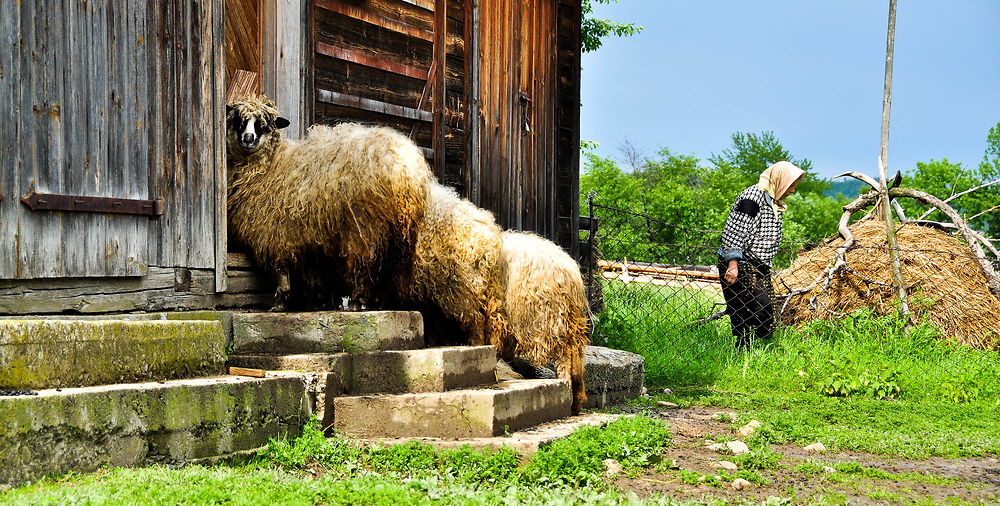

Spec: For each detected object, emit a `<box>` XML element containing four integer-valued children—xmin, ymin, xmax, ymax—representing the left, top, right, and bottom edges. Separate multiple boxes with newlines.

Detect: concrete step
<box><xmin>230</xmin><ymin>346</ymin><xmax>498</xmax><ymax>432</ymax></box>
<box><xmin>231</xmin><ymin>311</ymin><xmax>424</xmax><ymax>355</ymax></box>
<box><xmin>0</xmin><ymin>319</ymin><xmax>226</xmax><ymax>390</ymax></box>
<box><xmin>333</xmin><ymin>379</ymin><xmax>571</xmax><ymax>439</ymax></box>
<box><xmin>355</xmin><ymin>413</ymin><xmax>622</xmax><ymax>459</ymax></box>
<box><xmin>0</xmin><ymin>372</ymin><xmax>311</xmax><ymax>487</ymax></box>
<box><xmin>229</xmin><ymin>345</ymin><xmax>497</xmax><ymax>395</ymax></box>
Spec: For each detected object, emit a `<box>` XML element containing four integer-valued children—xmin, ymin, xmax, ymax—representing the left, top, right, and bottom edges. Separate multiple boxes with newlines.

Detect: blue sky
<box><xmin>580</xmin><ymin>1</ymin><xmax>1000</xmax><ymax>180</ymax></box>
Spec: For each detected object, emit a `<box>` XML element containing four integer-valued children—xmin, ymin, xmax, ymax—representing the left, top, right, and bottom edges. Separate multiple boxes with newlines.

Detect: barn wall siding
<box><xmin>477</xmin><ymin>0</ymin><xmax>577</xmax><ymax>252</ymax></box>
<box><xmin>0</xmin><ymin>0</ymin><xmax>225</xmax><ymax>280</ymax></box>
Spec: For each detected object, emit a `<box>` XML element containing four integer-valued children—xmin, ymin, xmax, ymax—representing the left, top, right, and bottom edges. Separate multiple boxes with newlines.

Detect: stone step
<box><xmin>355</xmin><ymin>413</ymin><xmax>622</xmax><ymax>459</ymax></box>
<box><xmin>333</xmin><ymin>379</ymin><xmax>571</xmax><ymax>439</ymax></box>
<box><xmin>229</xmin><ymin>345</ymin><xmax>497</xmax><ymax>395</ymax></box>
<box><xmin>0</xmin><ymin>319</ymin><xmax>226</xmax><ymax>390</ymax></box>
<box><xmin>0</xmin><ymin>372</ymin><xmax>311</xmax><ymax>486</ymax></box>
<box><xmin>231</xmin><ymin>311</ymin><xmax>424</xmax><ymax>355</ymax></box>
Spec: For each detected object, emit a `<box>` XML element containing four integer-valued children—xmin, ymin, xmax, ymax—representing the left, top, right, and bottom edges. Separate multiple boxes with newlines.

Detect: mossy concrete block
<box><xmin>333</xmin><ymin>379</ymin><xmax>571</xmax><ymax>439</ymax></box>
<box><xmin>231</xmin><ymin>311</ymin><xmax>424</xmax><ymax>355</ymax></box>
<box><xmin>351</xmin><ymin>346</ymin><xmax>497</xmax><ymax>394</ymax></box>
<box><xmin>583</xmin><ymin>346</ymin><xmax>645</xmax><ymax>408</ymax></box>
<box><xmin>0</xmin><ymin>320</ymin><xmax>226</xmax><ymax>390</ymax></box>
<box><xmin>0</xmin><ymin>373</ymin><xmax>311</xmax><ymax>486</ymax></box>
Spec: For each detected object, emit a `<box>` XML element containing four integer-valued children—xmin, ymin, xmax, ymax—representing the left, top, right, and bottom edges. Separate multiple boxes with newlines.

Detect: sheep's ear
<box><xmin>226</xmin><ymin>104</ymin><xmax>234</xmax><ymax>114</ymax></box>
<box><xmin>275</xmin><ymin>117</ymin><xmax>290</xmax><ymax>129</ymax></box>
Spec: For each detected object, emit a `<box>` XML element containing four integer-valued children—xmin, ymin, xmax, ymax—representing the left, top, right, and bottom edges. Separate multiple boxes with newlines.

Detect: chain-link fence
<box><xmin>582</xmin><ymin>195</ymin><xmax>1000</xmax><ymax>403</ymax></box>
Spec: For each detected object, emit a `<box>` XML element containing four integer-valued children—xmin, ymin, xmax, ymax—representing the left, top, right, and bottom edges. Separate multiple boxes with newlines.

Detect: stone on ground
<box><xmin>713</xmin><ymin>460</ymin><xmax>739</xmax><ymax>471</ymax></box>
<box><xmin>0</xmin><ymin>373</ymin><xmax>310</xmax><ymax>486</ymax></box>
<box><xmin>583</xmin><ymin>346</ymin><xmax>645</xmax><ymax>408</ymax></box>
<box><xmin>805</xmin><ymin>442</ymin><xmax>827</xmax><ymax>453</ymax></box>
<box><xmin>731</xmin><ymin>478</ymin><xmax>754</xmax><ymax>490</ymax></box>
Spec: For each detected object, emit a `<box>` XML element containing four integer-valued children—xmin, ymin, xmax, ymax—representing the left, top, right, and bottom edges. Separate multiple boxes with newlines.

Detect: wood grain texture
<box><xmin>1</xmin><ymin>0</ymin><xmax>225</xmax><ymax>279</ymax></box>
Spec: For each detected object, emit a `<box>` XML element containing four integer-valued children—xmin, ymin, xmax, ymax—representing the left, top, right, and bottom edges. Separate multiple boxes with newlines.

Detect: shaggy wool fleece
<box><xmin>226</xmin><ymin>94</ymin><xmax>431</xmax><ymax>304</ymax></box>
<box><xmin>499</xmin><ymin>231</ymin><xmax>590</xmax><ymax>413</ymax></box>
<box><xmin>407</xmin><ymin>182</ymin><xmax>508</xmax><ymax>346</ymax></box>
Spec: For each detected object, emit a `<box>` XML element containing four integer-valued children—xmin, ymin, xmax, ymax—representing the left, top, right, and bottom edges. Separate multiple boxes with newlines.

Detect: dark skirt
<box><xmin>717</xmin><ymin>258</ymin><xmax>776</xmax><ymax>348</ymax></box>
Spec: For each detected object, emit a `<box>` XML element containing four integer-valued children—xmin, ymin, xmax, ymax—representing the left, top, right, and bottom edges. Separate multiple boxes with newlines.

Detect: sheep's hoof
<box><xmin>268</xmin><ymin>303</ymin><xmax>286</xmax><ymax>312</ymax></box>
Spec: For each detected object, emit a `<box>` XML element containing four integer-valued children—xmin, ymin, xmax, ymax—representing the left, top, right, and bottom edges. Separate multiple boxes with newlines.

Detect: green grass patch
<box><xmin>596</xmin><ymin>280</ymin><xmax>1000</xmax><ymax>405</ymax></box>
<box><xmin>598</xmin><ymin>280</ymin><xmax>1000</xmax><ymax>457</ymax></box>
<box><xmin>1</xmin><ymin>416</ymin><xmax>676</xmax><ymax>505</ymax></box>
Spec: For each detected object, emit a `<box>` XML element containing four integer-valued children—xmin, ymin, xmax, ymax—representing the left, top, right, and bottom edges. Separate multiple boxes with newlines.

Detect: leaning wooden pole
<box><xmin>878</xmin><ymin>0</ymin><xmax>910</xmax><ymax>320</ymax></box>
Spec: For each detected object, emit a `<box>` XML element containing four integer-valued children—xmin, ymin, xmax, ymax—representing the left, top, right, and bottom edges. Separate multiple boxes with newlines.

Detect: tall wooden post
<box><xmin>879</xmin><ymin>0</ymin><xmax>910</xmax><ymax>319</ymax></box>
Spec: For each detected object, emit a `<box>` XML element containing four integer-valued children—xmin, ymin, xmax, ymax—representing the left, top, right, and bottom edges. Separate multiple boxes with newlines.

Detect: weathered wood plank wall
<box><xmin>476</xmin><ymin>0</ymin><xmax>578</xmax><ymax>254</ymax></box>
<box><xmin>0</xmin><ymin>0</ymin><xmax>226</xmax><ymax>280</ymax></box>
<box><xmin>310</xmin><ymin>0</ymin><xmax>469</xmax><ymax>190</ymax></box>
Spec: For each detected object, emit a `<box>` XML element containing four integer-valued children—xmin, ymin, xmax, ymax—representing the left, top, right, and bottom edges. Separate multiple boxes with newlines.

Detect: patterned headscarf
<box><xmin>758</xmin><ymin>161</ymin><xmax>805</xmax><ymax>212</ymax></box>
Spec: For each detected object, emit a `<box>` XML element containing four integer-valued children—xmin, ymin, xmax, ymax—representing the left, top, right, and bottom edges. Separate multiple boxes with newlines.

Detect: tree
<box><xmin>904</xmin><ymin>123</ymin><xmax>1000</xmax><ymax>238</ymax></box>
<box><xmin>581</xmin><ymin>0</ymin><xmax>642</xmax><ymax>53</ymax></box>
<box><xmin>708</xmin><ymin>131</ymin><xmax>829</xmax><ymax>196</ymax></box>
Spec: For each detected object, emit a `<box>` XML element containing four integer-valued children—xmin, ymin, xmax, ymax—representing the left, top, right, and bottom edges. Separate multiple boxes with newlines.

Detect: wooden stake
<box><xmin>878</xmin><ymin>0</ymin><xmax>910</xmax><ymax>321</ymax></box>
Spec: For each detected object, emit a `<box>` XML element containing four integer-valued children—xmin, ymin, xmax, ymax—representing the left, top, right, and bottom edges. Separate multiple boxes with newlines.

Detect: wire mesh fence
<box><xmin>583</xmin><ymin>195</ymin><xmax>1000</xmax><ymax>403</ymax></box>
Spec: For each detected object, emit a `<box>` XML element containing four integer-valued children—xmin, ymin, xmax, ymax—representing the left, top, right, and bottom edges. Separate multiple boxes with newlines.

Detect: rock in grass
<box><xmin>805</xmin><ymin>442</ymin><xmax>827</xmax><ymax>453</ymax></box>
<box><xmin>603</xmin><ymin>458</ymin><xmax>623</xmax><ymax>478</ymax></box>
<box><xmin>710</xmin><ymin>441</ymin><xmax>750</xmax><ymax>455</ymax></box>
<box><xmin>712</xmin><ymin>460</ymin><xmax>738</xmax><ymax>471</ymax></box>
<box><xmin>657</xmin><ymin>400</ymin><xmax>678</xmax><ymax>408</ymax></box>
<box><xmin>731</xmin><ymin>478</ymin><xmax>754</xmax><ymax>490</ymax></box>
<box><xmin>662</xmin><ymin>387</ymin><xmax>673</xmax><ymax>395</ymax></box>
<box><xmin>736</xmin><ymin>420</ymin><xmax>762</xmax><ymax>438</ymax></box>
<box><xmin>823</xmin><ymin>466</ymin><xmax>836</xmax><ymax>474</ymax></box>
<box><xmin>726</xmin><ymin>441</ymin><xmax>751</xmax><ymax>455</ymax></box>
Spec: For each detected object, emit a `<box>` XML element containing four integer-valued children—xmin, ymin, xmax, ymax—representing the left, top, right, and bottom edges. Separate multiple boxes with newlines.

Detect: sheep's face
<box><xmin>226</xmin><ymin>102</ymin><xmax>289</xmax><ymax>158</ymax></box>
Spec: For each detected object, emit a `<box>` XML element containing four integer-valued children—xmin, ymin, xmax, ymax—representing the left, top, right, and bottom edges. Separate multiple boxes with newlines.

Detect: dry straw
<box><xmin>775</xmin><ymin>220</ymin><xmax>1000</xmax><ymax>350</ymax></box>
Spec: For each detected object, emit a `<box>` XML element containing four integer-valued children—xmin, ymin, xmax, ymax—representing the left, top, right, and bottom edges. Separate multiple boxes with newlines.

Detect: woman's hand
<box><xmin>724</xmin><ymin>260</ymin><xmax>738</xmax><ymax>284</ymax></box>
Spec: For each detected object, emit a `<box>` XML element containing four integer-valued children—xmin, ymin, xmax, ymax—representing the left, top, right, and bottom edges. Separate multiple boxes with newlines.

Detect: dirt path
<box><xmin>614</xmin><ymin>407</ymin><xmax>1000</xmax><ymax>503</ymax></box>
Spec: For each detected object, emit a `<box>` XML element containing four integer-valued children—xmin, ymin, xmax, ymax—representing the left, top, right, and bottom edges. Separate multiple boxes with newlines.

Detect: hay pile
<box><xmin>775</xmin><ymin>220</ymin><xmax>1000</xmax><ymax>350</ymax></box>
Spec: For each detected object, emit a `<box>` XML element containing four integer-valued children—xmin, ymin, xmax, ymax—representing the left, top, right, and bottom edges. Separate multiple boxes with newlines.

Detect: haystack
<box><xmin>775</xmin><ymin>220</ymin><xmax>1000</xmax><ymax>350</ymax></box>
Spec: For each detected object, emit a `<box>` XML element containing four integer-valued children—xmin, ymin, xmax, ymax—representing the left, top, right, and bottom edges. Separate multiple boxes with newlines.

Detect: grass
<box><xmin>1</xmin><ymin>416</ymin><xmax>675</xmax><ymax>505</ymax></box>
<box><xmin>596</xmin><ymin>280</ymin><xmax>1000</xmax><ymax>404</ymax></box>
<box><xmin>599</xmin><ymin>279</ymin><xmax>1000</xmax><ymax>458</ymax></box>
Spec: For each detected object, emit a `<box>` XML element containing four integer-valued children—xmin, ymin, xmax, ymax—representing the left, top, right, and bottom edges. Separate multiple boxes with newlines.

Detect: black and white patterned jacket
<box><xmin>718</xmin><ymin>185</ymin><xmax>783</xmax><ymax>267</ymax></box>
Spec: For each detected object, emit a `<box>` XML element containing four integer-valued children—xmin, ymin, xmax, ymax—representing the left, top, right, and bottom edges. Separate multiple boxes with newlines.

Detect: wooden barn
<box><xmin>0</xmin><ymin>0</ymin><xmax>582</xmax><ymax>314</ymax></box>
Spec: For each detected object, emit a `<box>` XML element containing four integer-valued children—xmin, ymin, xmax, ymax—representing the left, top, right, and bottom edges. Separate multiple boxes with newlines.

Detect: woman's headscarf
<box><xmin>758</xmin><ymin>161</ymin><xmax>805</xmax><ymax>212</ymax></box>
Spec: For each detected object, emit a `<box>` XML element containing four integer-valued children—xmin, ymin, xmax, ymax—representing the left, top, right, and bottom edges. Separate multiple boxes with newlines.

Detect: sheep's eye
<box><xmin>256</xmin><ymin>119</ymin><xmax>270</xmax><ymax>134</ymax></box>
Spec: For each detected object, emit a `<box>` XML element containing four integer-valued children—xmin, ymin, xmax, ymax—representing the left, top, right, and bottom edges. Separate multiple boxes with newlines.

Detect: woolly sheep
<box><xmin>498</xmin><ymin>231</ymin><xmax>590</xmax><ymax>414</ymax></box>
<box><xmin>225</xmin><ymin>94</ymin><xmax>431</xmax><ymax>308</ymax></box>
<box><xmin>406</xmin><ymin>181</ymin><xmax>507</xmax><ymax>346</ymax></box>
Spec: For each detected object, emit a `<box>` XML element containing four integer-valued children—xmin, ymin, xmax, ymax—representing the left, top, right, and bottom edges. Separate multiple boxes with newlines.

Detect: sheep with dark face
<box><xmin>225</xmin><ymin>94</ymin><xmax>432</xmax><ymax>308</ymax></box>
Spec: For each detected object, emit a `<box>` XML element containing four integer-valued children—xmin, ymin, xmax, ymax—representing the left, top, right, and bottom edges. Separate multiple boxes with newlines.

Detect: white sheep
<box><xmin>405</xmin><ymin>182</ymin><xmax>507</xmax><ymax>346</ymax></box>
<box><xmin>225</xmin><ymin>94</ymin><xmax>432</xmax><ymax>308</ymax></box>
<box><xmin>498</xmin><ymin>231</ymin><xmax>590</xmax><ymax>413</ymax></box>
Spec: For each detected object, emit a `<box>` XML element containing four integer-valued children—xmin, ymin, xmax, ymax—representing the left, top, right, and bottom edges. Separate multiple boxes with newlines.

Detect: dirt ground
<box><xmin>614</xmin><ymin>406</ymin><xmax>1000</xmax><ymax>504</ymax></box>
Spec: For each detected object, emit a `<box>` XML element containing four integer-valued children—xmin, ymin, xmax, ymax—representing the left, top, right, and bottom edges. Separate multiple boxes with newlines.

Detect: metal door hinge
<box><xmin>20</xmin><ymin>192</ymin><xmax>164</xmax><ymax>217</ymax></box>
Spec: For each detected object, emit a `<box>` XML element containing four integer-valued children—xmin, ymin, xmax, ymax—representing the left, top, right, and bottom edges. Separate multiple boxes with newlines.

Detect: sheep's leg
<box><xmin>270</xmin><ymin>269</ymin><xmax>291</xmax><ymax>312</ymax></box>
<box><xmin>556</xmin><ymin>348</ymin><xmax>586</xmax><ymax>415</ymax></box>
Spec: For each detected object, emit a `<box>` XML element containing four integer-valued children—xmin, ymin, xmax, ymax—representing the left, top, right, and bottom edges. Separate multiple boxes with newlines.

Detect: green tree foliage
<box><xmin>581</xmin><ymin>0</ymin><xmax>643</xmax><ymax>53</ymax></box>
<box><xmin>580</xmin><ymin>133</ymin><xmax>845</xmax><ymax>265</ymax></box>
<box><xmin>708</xmin><ymin>131</ymin><xmax>829</xmax><ymax>196</ymax></box>
<box><xmin>902</xmin><ymin>123</ymin><xmax>1000</xmax><ymax>237</ymax></box>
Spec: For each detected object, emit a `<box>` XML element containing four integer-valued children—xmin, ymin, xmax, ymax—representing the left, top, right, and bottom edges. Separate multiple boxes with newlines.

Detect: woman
<box><xmin>717</xmin><ymin>161</ymin><xmax>804</xmax><ymax>348</ymax></box>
